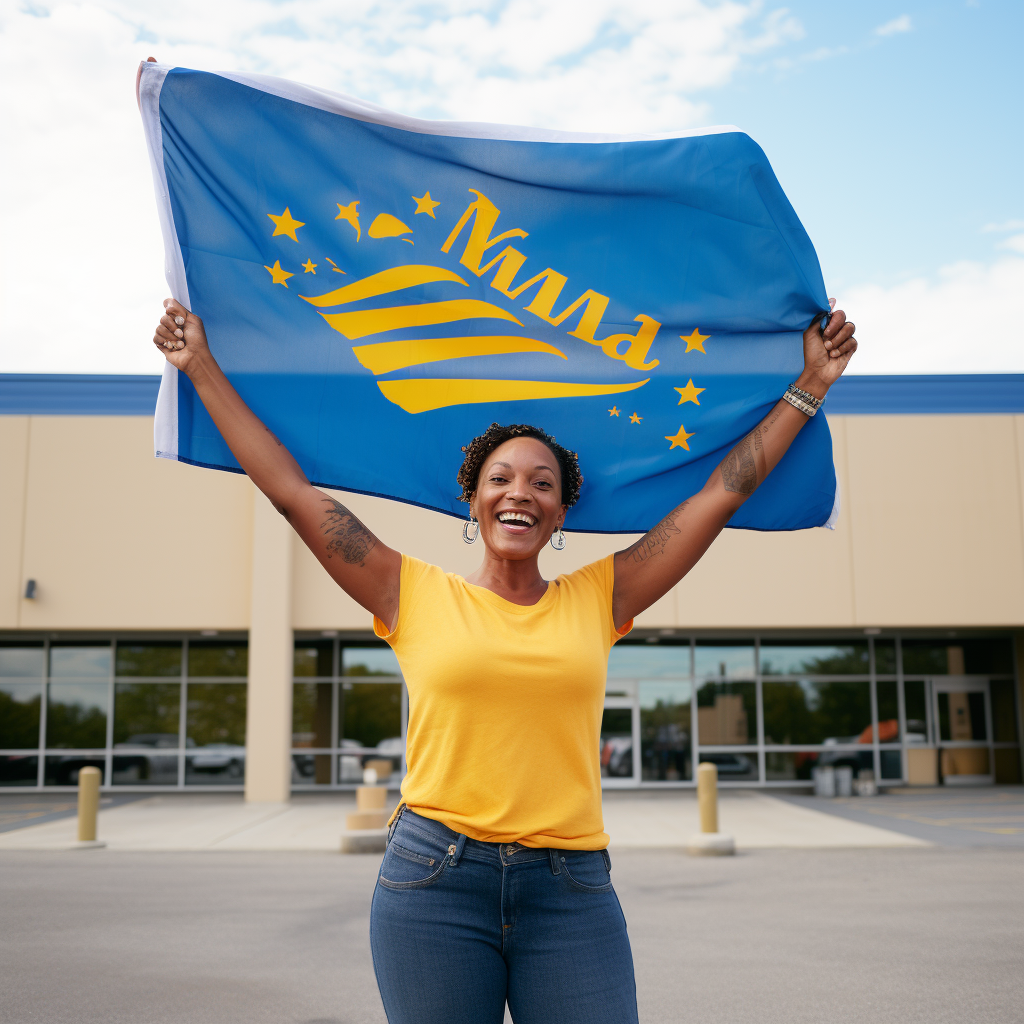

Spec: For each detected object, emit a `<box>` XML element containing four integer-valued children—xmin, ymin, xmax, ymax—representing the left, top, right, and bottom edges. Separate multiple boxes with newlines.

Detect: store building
<box><xmin>2</xmin><ymin>373</ymin><xmax>1023</xmax><ymax>798</ymax></box>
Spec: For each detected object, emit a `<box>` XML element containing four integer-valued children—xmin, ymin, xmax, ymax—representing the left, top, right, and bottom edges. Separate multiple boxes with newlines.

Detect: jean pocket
<box><xmin>558</xmin><ymin>850</ymin><xmax>614</xmax><ymax>893</ymax></box>
<box><xmin>378</xmin><ymin>831</ymin><xmax>451</xmax><ymax>890</ymax></box>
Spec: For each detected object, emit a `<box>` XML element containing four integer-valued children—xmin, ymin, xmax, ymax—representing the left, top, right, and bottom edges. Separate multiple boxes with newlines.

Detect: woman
<box><xmin>153</xmin><ymin>298</ymin><xmax>856</xmax><ymax>1022</ymax></box>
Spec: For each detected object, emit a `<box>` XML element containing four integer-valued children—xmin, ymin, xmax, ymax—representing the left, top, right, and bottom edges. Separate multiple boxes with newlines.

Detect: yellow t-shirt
<box><xmin>373</xmin><ymin>553</ymin><xmax>632</xmax><ymax>850</ymax></box>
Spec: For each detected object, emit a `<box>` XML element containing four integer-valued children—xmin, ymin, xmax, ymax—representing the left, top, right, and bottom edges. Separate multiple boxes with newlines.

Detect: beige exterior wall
<box><xmin>2</xmin><ymin>412</ymin><xmax>1024</xmax><ymax>633</ymax></box>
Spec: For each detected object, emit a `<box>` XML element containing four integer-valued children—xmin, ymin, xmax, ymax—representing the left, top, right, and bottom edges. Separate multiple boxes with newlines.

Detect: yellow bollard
<box><xmin>697</xmin><ymin>761</ymin><xmax>719</xmax><ymax>833</ymax></box>
<box><xmin>77</xmin><ymin>766</ymin><xmax>101</xmax><ymax>842</ymax></box>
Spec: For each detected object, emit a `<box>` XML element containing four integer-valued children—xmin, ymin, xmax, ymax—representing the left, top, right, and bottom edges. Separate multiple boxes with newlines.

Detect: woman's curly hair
<box><xmin>457</xmin><ymin>423</ymin><xmax>583</xmax><ymax>508</ymax></box>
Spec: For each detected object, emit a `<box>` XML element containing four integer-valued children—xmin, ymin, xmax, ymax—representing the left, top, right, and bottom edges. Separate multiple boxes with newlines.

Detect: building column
<box><xmin>244</xmin><ymin>489</ymin><xmax>294</xmax><ymax>803</ymax></box>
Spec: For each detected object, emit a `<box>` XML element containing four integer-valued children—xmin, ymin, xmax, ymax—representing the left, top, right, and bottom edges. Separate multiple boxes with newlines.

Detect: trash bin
<box><xmin>835</xmin><ymin>765</ymin><xmax>853</xmax><ymax>797</ymax></box>
<box><xmin>812</xmin><ymin>765</ymin><xmax>835</xmax><ymax>797</ymax></box>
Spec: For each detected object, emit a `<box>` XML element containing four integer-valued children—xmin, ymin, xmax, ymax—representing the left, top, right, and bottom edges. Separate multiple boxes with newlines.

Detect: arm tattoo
<box><xmin>721</xmin><ymin>426</ymin><xmax>762</xmax><ymax>495</ymax></box>
<box><xmin>621</xmin><ymin>501</ymin><xmax>688</xmax><ymax>564</ymax></box>
<box><xmin>320</xmin><ymin>498</ymin><xmax>378</xmax><ymax>566</ymax></box>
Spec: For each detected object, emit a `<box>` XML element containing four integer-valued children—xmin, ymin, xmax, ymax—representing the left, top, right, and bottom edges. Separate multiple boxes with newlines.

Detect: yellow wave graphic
<box><xmin>321</xmin><ymin>300</ymin><xmax>524</xmax><ymax>341</ymax></box>
<box><xmin>300</xmin><ymin>265</ymin><xmax>468</xmax><ymax>308</ymax></box>
<box><xmin>353</xmin><ymin>336</ymin><xmax>567</xmax><ymax>375</ymax></box>
<box><xmin>377</xmin><ymin>377</ymin><xmax>650</xmax><ymax>414</ymax></box>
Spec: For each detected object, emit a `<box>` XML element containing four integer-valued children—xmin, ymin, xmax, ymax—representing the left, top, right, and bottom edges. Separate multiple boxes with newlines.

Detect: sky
<box><xmin>0</xmin><ymin>0</ymin><xmax>1020</xmax><ymax>376</ymax></box>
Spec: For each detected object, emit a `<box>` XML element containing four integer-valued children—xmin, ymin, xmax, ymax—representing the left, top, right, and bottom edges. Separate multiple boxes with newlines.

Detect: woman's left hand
<box><xmin>800</xmin><ymin>299</ymin><xmax>857</xmax><ymax>397</ymax></box>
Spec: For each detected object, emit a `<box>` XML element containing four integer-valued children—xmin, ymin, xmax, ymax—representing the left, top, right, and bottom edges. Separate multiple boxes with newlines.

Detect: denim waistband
<box><xmin>390</xmin><ymin>806</ymin><xmax>609</xmax><ymax>872</ymax></box>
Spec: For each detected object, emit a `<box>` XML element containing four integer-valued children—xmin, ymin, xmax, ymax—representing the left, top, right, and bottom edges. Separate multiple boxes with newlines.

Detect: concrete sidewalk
<box><xmin>0</xmin><ymin>789</ymin><xmax>927</xmax><ymax>852</ymax></box>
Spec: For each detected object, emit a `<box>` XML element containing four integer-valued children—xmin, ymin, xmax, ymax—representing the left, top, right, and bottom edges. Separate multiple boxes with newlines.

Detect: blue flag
<box><xmin>139</xmin><ymin>63</ymin><xmax>836</xmax><ymax>533</ymax></box>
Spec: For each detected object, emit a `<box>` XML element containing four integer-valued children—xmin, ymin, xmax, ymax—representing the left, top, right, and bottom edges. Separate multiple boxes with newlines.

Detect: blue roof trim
<box><xmin>826</xmin><ymin>374</ymin><xmax>1024</xmax><ymax>415</ymax></box>
<box><xmin>2</xmin><ymin>373</ymin><xmax>1024</xmax><ymax>416</ymax></box>
<box><xmin>0</xmin><ymin>374</ymin><xmax>162</xmax><ymax>415</ymax></box>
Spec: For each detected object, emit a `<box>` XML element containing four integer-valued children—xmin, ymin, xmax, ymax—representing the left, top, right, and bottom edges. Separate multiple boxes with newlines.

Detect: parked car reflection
<box><xmin>111</xmin><ymin>733</ymin><xmax>179</xmax><ymax>784</ymax></box>
<box><xmin>188</xmin><ymin>743</ymin><xmax>245</xmax><ymax>778</ymax></box>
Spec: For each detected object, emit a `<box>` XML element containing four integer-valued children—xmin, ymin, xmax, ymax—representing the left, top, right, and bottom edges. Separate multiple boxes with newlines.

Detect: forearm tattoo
<box><xmin>622</xmin><ymin>501</ymin><xmax>689</xmax><ymax>564</ymax></box>
<box><xmin>320</xmin><ymin>498</ymin><xmax>377</xmax><ymax>566</ymax></box>
<box><xmin>721</xmin><ymin>426</ymin><xmax>763</xmax><ymax>495</ymax></box>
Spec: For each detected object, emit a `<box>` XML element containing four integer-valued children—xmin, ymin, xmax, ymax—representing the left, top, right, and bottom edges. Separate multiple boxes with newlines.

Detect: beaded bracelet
<box><xmin>782</xmin><ymin>383</ymin><xmax>824</xmax><ymax>417</ymax></box>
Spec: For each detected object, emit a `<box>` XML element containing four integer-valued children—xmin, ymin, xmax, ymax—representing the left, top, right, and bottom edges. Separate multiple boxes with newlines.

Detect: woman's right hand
<box><xmin>153</xmin><ymin>298</ymin><xmax>209</xmax><ymax>375</ymax></box>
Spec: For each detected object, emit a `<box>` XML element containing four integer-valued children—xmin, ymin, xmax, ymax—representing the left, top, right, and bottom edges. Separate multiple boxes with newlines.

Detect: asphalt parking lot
<box><xmin>1</xmin><ymin>844</ymin><xmax>1021</xmax><ymax>1024</ymax></box>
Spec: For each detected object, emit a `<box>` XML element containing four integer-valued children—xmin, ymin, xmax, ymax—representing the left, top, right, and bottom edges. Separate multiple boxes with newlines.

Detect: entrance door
<box><xmin>932</xmin><ymin>678</ymin><xmax>993</xmax><ymax>785</ymax></box>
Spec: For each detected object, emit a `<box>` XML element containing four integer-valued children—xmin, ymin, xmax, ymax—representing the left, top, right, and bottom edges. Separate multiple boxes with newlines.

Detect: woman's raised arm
<box><xmin>154</xmin><ymin>299</ymin><xmax>401</xmax><ymax>627</ymax></box>
<box><xmin>611</xmin><ymin>305</ymin><xmax>857</xmax><ymax>630</ymax></box>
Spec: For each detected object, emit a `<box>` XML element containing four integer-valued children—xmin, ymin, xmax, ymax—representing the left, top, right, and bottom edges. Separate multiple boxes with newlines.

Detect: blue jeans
<box><xmin>370</xmin><ymin>808</ymin><xmax>639</xmax><ymax>1024</ymax></box>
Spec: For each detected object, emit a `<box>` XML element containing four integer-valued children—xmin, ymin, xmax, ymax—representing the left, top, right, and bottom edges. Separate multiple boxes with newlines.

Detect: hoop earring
<box><xmin>462</xmin><ymin>517</ymin><xmax>479</xmax><ymax>545</ymax></box>
<box><xmin>550</xmin><ymin>527</ymin><xmax>566</xmax><ymax>551</ymax></box>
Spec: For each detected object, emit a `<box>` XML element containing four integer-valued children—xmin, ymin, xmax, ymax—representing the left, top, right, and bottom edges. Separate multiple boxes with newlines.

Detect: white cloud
<box><xmin>0</xmin><ymin>0</ymin><xmax>803</xmax><ymax>374</ymax></box>
<box><xmin>838</xmin><ymin>249</ymin><xmax>1024</xmax><ymax>374</ymax></box>
<box><xmin>999</xmin><ymin>234</ymin><xmax>1024</xmax><ymax>254</ymax></box>
<box><xmin>982</xmin><ymin>219</ymin><xmax>1024</xmax><ymax>233</ymax></box>
<box><xmin>874</xmin><ymin>14</ymin><xmax>911</xmax><ymax>37</ymax></box>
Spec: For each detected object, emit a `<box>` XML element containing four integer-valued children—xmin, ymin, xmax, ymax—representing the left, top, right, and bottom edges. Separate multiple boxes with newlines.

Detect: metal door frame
<box><xmin>930</xmin><ymin>676</ymin><xmax>994</xmax><ymax>785</ymax></box>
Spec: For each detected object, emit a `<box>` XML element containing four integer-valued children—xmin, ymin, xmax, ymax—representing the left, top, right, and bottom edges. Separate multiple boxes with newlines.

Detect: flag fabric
<box><xmin>139</xmin><ymin>63</ymin><xmax>837</xmax><ymax>534</ymax></box>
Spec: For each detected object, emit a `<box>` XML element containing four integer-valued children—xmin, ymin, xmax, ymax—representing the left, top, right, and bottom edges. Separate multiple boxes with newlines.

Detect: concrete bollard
<box><xmin>75</xmin><ymin>767</ymin><xmax>106</xmax><ymax>849</ymax></box>
<box><xmin>687</xmin><ymin>762</ymin><xmax>735</xmax><ymax>856</ymax></box>
<box><xmin>341</xmin><ymin>776</ymin><xmax>391</xmax><ymax>854</ymax></box>
<box><xmin>698</xmin><ymin>761</ymin><xmax>719</xmax><ymax>833</ymax></box>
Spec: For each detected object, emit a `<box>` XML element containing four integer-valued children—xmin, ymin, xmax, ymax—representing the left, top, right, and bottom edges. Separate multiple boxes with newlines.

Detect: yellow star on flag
<box><xmin>629</xmin><ymin>413</ymin><xmax>642</xmax><ymax>424</ymax></box>
<box><xmin>680</xmin><ymin>328</ymin><xmax>709</xmax><ymax>354</ymax></box>
<box><xmin>608</xmin><ymin>406</ymin><xmax>620</xmax><ymax>417</ymax></box>
<box><xmin>412</xmin><ymin>191</ymin><xmax>440</xmax><ymax>218</ymax></box>
<box><xmin>264</xmin><ymin>260</ymin><xmax>294</xmax><ymax>287</ymax></box>
<box><xmin>674</xmin><ymin>379</ymin><xmax>705</xmax><ymax>405</ymax></box>
<box><xmin>665</xmin><ymin>424</ymin><xmax>695</xmax><ymax>450</ymax></box>
<box><xmin>267</xmin><ymin>207</ymin><xmax>305</xmax><ymax>242</ymax></box>
<box><xmin>302</xmin><ymin>259</ymin><xmax>317</xmax><ymax>274</ymax></box>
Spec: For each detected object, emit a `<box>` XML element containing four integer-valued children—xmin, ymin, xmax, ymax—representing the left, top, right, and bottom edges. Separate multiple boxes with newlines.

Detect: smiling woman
<box><xmin>151</xmin><ymin>290</ymin><xmax>855</xmax><ymax>1022</ymax></box>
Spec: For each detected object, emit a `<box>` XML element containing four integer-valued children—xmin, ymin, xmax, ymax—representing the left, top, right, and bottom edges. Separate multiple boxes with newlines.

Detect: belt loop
<box><xmin>548</xmin><ymin>848</ymin><xmax>560</xmax><ymax>875</ymax></box>
<box><xmin>602</xmin><ymin>849</ymin><xmax>611</xmax><ymax>872</ymax></box>
<box><xmin>449</xmin><ymin>833</ymin><xmax>467</xmax><ymax>866</ymax></box>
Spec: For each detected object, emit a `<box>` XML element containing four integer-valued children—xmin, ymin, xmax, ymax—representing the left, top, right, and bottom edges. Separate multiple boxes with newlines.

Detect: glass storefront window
<box><xmin>600</xmin><ymin>708</ymin><xmax>633</xmax><ymax>779</ymax></box>
<box><xmin>639</xmin><ymin>680</ymin><xmax>692</xmax><ymax>781</ymax></box>
<box><xmin>113</xmin><ymin>683</ymin><xmax>180</xmax><ymax>745</ymax></box>
<box><xmin>0</xmin><ymin>683</ymin><xmax>42</xmax><ymax>748</ymax></box>
<box><xmin>904</xmin><ymin>680</ymin><xmax>928</xmax><ymax>742</ymax></box>
<box><xmin>340</xmin><ymin>682</ymin><xmax>402</xmax><ymax>750</ymax></box>
<box><xmin>343</xmin><ymin>647</ymin><xmax>401</xmax><ymax>677</ymax></box>
<box><xmin>765</xmin><ymin>751</ymin><xmax>818</xmax><ymax>781</ymax></box>
<box><xmin>188</xmin><ymin>641</ymin><xmax>247</xmax><ymax>677</ymax></box>
<box><xmin>292</xmin><ymin>753</ymin><xmax>332</xmax><ymax>785</ymax></box>
<box><xmin>698</xmin><ymin>752</ymin><xmax>759</xmax><ymax>782</ymax></box>
<box><xmin>293</xmin><ymin>682</ymin><xmax>333</xmax><ymax>747</ymax></box>
<box><xmin>876</xmin><ymin>680</ymin><xmax>900</xmax><ymax>742</ymax></box>
<box><xmin>874</xmin><ymin>640</ymin><xmax>897</xmax><ymax>675</ymax></box>
<box><xmin>696</xmin><ymin>680</ymin><xmax>755</xmax><ymax>745</ymax></box>
<box><xmin>759</xmin><ymin>642</ymin><xmax>869</xmax><ymax>676</ymax></box>
<box><xmin>608</xmin><ymin>645</ymin><xmax>689</xmax><ymax>678</ymax></box>
<box><xmin>694</xmin><ymin>643</ymin><xmax>755</xmax><ymax>680</ymax></box>
<box><xmin>45</xmin><ymin>755</ymin><xmax>105</xmax><ymax>786</ymax></box>
<box><xmin>0</xmin><ymin>644</ymin><xmax>45</xmax><ymax>678</ymax></box>
<box><xmin>0</xmin><ymin>755</ymin><xmax>39</xmax><ymax>786</ymax></box>
<box><xmin>294</xmin><ymin>641</ymin><xmax>333</xmax><ymax>678</ymax></box>
<box><xmin>880</xmin><ymin>749</ymin><xmax>902</xmax><ymax>779</ymax></box>
<box><xmin>49</xmin><ymin>645</ymin><xmax>111</xmax><ymax>679</ymax></box>
<box><xmin>186</xmin><ymin>683</ymin><xmax>247</xmax><ymax>746</ymax></box>
<box><xmin>762</xmin><ymin>680</ymin><xmax>871</xmax><ymax>745</ymax></box>
<box><xmin>46</xmin><ymin>682</ymin><xmax>108</xmax><ymax>748</ymax></box>
<box><xmin>185</xmin><ymin>751</ymin><xmax>245</xmax><ymax>785</ymax></box>
<box><xmin>115</xmin><ymin>643</ymin><xmax>182</xmax><ymax>678</ymax></box>
<box><xmin>937</xmin><ymin>692</ymin><xmax>987</xmax><ymax>742</ymax></box>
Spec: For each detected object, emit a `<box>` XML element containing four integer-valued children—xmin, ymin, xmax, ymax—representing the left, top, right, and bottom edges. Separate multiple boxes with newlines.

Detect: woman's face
<box><xmin>471</xmin><ymin>437</ymin><xmax>567</xmax><ymax>561</ymax></box>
